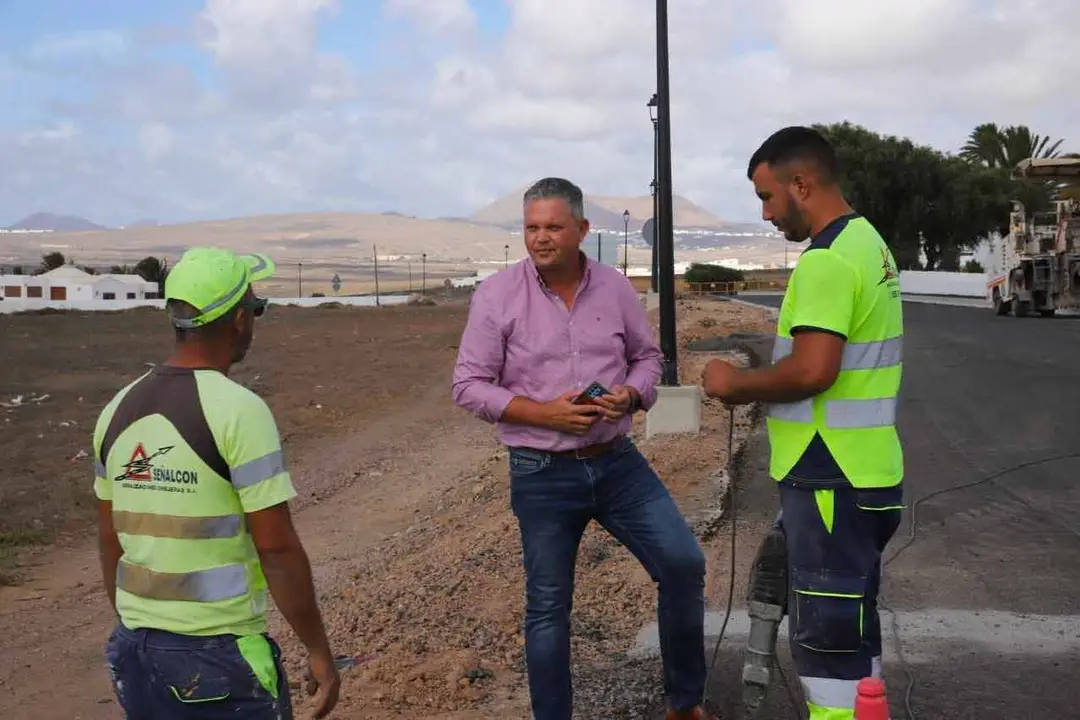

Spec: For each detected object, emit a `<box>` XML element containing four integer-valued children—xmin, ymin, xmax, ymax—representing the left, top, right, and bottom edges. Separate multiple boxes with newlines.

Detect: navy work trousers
<box><xmin>105</xmin><ymin>623</ymin><xmax>293</xmax><ymax>719</ymax></box>
<box><xmin>508</xmin><ymin>436</ymin><xmax>708</xmax><ymax>720</ymax></box>
<box><xmin>777</xmin><ymin>482</ymin><xmax>903</xmax><ymax>713</ymax></box>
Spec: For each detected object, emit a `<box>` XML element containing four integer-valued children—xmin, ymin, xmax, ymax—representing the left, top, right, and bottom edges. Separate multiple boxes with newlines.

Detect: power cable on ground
<box><xmin>699</xmin><ymin>400</ymin><xmax>1080</xmax><ymax>720</ymax></box>
<box><xmin>702</xmin><ymin>406</ymin><xmax>803</xmax><ymax>719</ymax></box>
<box><xmin>879</xmin><ymin>450</ymin><xmax>1080</xmax><ymax>720</ymax></box>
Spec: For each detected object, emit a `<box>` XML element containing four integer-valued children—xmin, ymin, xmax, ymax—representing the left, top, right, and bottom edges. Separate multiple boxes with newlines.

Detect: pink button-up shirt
<box><xmin>451</xmin><ymin>255</ymin><xmax>663</xmax><ymax>452</ymax></box>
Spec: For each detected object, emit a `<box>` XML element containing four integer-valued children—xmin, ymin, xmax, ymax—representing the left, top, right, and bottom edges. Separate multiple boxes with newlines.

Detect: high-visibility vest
<box><xmin>93</xmin><ymin>366</ymin><xmax>295</xmax><ymax>636</ymax></box>
<box><xmin>766</xmin><ymin>214</ymin><xmax>904</xmax><ymax>489</ymax></box>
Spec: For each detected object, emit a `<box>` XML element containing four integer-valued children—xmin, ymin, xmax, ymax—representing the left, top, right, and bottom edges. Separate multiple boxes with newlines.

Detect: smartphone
<box><xmin>573</xmin><ymin>381</ymin><xmax>611</xmax><ymax>405</ymax></box>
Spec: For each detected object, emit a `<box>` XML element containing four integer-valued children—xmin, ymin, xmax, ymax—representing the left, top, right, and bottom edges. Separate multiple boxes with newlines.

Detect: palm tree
<box><xmin>961</xmin><ymin>123</ymin><xmax>1065</xmax><ymax>169</ymax></box>
<box><xmin>134</xmin><ymin>256</ymin><xmax>170</xmax><ymax>297</ymax></box>
<box><xmin>962</xmin><ymin>124</ymin><xmax>1070</xmax><ymax>214</ymax></box>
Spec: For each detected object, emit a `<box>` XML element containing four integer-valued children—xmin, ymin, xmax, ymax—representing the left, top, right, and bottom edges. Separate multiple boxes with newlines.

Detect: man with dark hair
<box><xmin>703</xmin><ymin>127</ymin><xmax>905</xmax><ymax>720</ymax></box>
<box><xmin>93</xmin><ymin>247</ymin><xmax>340</xmax><ymax>719</ymax></box>
<box><xmin>452</xmin><ymin>177</ymin><xmax>716</xmax><ymax>720</ymax></box>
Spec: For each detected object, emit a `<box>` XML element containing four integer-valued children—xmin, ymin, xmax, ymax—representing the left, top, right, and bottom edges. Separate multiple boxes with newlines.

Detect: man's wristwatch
<box><xmin>627</xmin><ymin>390</ymin><xmax>642</xmax><ymax>414</ymax></box>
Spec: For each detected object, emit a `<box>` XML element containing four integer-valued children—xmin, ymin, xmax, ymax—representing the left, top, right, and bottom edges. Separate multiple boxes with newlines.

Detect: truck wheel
<box><xmin>993</xmin><ymin>289</ymin><xmax>1009</xmax><ymax>315</ymax></box>
<box><xmin>1040</xmin><ymin>309</ymin><xmax>1056</xmax><ymax>318</ymax></box>
<box><xmin>1012</xmin><ymin>297</ymin><xmax>1031</xmax><ymax>317</ymax></box>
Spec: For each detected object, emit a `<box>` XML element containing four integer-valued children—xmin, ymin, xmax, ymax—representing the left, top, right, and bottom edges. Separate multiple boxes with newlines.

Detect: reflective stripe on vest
<box><xmin>112</xmin><ymin>510</ymin><xmax>244</xmax><ymax>539</ymax></box>
<box><xmin>117</xmin><ymin>559</ymin><xmax>249</xmax><ymax>603</ymax></box>
<box><xmin>767</xmin><ymin>335</ymin><xmax>902</xmax><ymax>428</ymax></box>
<box><xmin>231</xmin><ymin>449</ymin><xmax>285</xmax><ymax>490</ymax></box>
<box><xmin>771</xmin><ymin>335</ymin><xmax>903</xmax><ymax>371</ymax></box>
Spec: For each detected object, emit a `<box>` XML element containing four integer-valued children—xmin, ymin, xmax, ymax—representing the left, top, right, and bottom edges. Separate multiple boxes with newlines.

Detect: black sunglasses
<box><xmin>237</xmin><ymin>296</ymin><xmax>268</xmax><ymax>317</ymax></box>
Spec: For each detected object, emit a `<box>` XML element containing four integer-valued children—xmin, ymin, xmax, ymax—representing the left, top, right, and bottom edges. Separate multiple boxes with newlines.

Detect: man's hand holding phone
<box><xmin>590</xmin><ymin>385</ymin><xmax>636</xmax><ymax>423</ymax></box>
<box><xmin>543</xmin><ymin>391</ymin><xmax>604</xmax><ymax>435</ymax></box>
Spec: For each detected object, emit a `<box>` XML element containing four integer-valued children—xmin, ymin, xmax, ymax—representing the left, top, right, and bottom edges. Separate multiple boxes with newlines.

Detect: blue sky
<box><xmin>0</xmin><ymin>0</ymin><xmax>1076</xmax><ymax>227</ymax></box>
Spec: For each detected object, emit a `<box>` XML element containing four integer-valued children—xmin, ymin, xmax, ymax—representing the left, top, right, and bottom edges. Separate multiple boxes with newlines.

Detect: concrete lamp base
<box><xmin>645</xmin><ymin>385</ymin><xmax>703</xmax><ymax>439</ymax></box>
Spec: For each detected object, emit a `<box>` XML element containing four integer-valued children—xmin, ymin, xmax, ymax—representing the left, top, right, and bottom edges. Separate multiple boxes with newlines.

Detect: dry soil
<box><xmin>0</xmin><ymin>293</ymin><xmax>775</xmax><ymax>719</ymax></box>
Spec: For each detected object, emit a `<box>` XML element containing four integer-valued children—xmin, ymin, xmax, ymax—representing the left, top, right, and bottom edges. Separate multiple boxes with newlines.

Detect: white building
<box><xmin>1</xmin><ymin>266</ymin><xmax>158</xmax><ymax>302</ymax></box>
<box><xmin>449</xmin><ymin>269</ymin><xmax>499</xmax><ymax>289</ymax></box>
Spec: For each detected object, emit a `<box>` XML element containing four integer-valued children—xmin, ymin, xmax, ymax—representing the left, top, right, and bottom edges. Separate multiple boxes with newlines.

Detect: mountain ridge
<box><xmin>6</xmin><ymin>212</ymin><xmax>107</xmax><ymax>232</ymax></box>
<box><xmin>469</xmin><ymin>187</ymin><xmax>725</xmax><ymax>230</ymax></box>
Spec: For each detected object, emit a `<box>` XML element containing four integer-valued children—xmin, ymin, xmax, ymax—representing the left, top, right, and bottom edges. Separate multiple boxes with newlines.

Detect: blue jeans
<box><xmin>104</xmin><ymin>623</ymin><xmax>293</xmax><ymax>719</ymax></box>
<box><xmin>508</xmin><ymin>436</ymin><xmax>708</xmax><ymax>720</ymax></box>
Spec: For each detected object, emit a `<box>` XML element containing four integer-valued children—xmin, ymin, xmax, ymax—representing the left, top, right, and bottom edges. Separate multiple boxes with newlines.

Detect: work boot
<box><xmin>665</xmin><ymin>706</ymin><xmax>719</xmax><ymax>720</ymax></box>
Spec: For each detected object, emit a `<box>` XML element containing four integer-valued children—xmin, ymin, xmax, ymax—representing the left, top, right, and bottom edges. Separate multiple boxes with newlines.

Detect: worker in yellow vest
<box><xmin>703</xmin><ymin>126</ymin><xmax>904</xmax><ymax>720</ymax></box>
<box><xmin>92</xmin><ymin>247</ymin><xmax>340</xmax><ymax>719</ymax></box>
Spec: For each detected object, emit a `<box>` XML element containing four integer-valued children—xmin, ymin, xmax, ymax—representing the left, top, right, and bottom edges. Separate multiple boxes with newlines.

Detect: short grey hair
<box><xmin>523</xmin><ymin>177</ymin><xmax>585</xmax><ymax>220</ymax></box>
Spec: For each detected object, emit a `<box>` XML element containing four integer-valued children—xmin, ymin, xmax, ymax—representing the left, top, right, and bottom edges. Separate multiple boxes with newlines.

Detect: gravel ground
<box><xmin>273</xmin><ymin>296</ymin><xmax>778</xmax><ymax>719</ymax></box>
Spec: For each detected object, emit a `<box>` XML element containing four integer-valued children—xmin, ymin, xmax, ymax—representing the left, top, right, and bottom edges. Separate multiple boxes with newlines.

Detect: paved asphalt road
<box><xmin>640</xmin><ymin>296</ymin><xmax>1080</xmax><ymax>719</ymax></box>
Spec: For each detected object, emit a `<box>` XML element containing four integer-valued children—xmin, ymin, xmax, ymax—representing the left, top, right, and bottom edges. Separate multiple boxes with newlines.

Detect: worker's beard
<box><xmin>778</xmin><ymin>199</ymin><xmax>812</xmax><ymax>244</ymax></box>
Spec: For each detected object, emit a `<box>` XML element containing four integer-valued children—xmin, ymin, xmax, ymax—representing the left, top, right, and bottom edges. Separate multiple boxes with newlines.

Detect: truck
<box><xmin>985</xmin><ymin>156</ymin><xmax>1080</xmax><ymax>316</ymax></box>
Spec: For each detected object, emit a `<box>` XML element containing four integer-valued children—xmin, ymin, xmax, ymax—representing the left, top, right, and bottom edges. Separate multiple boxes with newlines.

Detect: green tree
<box><xmin>813</xmin><ymin>122</ymin><xmax>1015</xmax><ymax>270</ymax></box>
<box><xmin>38</xmin><ymin>251</ymin><xmax>65</xmax><ymax>274</ymax></box>
<box><xmin>683</xmin><ymin>263</ymin><xmax>745</xmax><ymax>283</ymax></box>
<box><xmin>135</xmin><ymin>256</ymin><xmax>170</xmax><ymax>296</ymax></box>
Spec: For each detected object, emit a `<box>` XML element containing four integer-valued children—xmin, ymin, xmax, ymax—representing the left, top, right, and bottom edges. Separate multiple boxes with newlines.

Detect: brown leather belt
<box><xmin>549</xmin><ymin>436</ymin><xmax>625</xmax><ymax>460</ymax></box>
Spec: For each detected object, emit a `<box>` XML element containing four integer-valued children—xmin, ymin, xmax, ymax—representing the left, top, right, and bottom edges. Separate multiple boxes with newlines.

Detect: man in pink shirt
<box><xmin>452</xmin><ymin>177</ymin><xmax>715</xmax><ymax>720</ymax></box>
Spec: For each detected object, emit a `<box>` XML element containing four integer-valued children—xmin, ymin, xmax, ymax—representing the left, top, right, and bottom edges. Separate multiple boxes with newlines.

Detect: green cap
<box><xmin>165</xmin><ymin>247</ymin><xmax>275</xmax><ymax>329</ymax></box>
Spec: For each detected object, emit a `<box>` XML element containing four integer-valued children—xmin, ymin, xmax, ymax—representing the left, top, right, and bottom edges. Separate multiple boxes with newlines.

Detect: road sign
<box><xmin>331</xmin><ymin>274</ymin><xmax>341</xmax><ymax>293</ymax></box>
<box><xmin>642</xmin><ymin>217</ymin><xmax>656</xmax><ymax>248</ymax></box>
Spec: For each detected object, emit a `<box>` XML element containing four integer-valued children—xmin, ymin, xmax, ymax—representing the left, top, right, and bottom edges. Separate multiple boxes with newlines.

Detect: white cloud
<box><xmin>195</xmin><ymin>0</ymin><xmax>353</xmax><ymax>109</ymax></box>
<box><xmin>383</xmin><ymin>0</ymin><xmax>477</xmax><ymax>35</ymax></box>
<box><xmin>1</xmin><ymin>0</ymin><xmax>1078</xmax><ymax>227</ymax></box>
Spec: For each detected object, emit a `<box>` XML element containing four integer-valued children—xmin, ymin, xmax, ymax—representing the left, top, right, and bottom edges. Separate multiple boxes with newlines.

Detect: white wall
<box><xmin>69</xmin><ymin>283</ymin><xmax>95</xmax><ymax>300</ymax></box>
<box><xmin>899</xmin><ymin>270</ymin><xmax>987</xmax><ymax>298</ymax></box>
<box><xmin>93</xmin><ymin>277</ymin><xmax>146</xmax><ymax>300</ymax></box>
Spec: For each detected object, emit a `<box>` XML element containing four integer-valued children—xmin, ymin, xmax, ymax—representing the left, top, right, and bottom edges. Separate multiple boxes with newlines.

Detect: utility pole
<box><xmin>421</xmin><ymin>253</ymin><xmax>427</xmax><ymax>294</ymax></box>
<box><xmin>373</xmin><ymin>245</ymin><xmax>380</xmax><ymax>306</ymax></box>
<box><xmin>408</xmin><ymin>260</ymin><xmax>413</xmax><ymax>291</ymax></box>
<box><xmin>597</xmin><ymin>232</ymin><xmax>602</xmax><ymax>265</ymax></box>
<box><xmin>655</xmin><ymin>0</ymin><xmax>678</xmax><ymax>386</ymax></box>
<box><xmin>297</xmin><ymin>261</ymin><xmax>303</xmax><ymax>298</ymax></box>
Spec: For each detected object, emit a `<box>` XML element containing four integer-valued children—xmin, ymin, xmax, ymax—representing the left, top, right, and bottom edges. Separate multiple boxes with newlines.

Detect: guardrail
<box><xmin>685</xmin><ymin>280</ymin><xmax>787</xmax><ymax>295</ymax></box>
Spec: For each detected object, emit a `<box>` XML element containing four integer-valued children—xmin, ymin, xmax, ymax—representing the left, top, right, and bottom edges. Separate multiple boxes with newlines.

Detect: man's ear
<box><xmin>231</xmin><ymin>307</ymin><xmax>247</xmax><ymax>334</ymax></box>
<box><xmin>790</xmin><ymin>172</ymin><xmax>812</xmax><ymax>202</ymax></box>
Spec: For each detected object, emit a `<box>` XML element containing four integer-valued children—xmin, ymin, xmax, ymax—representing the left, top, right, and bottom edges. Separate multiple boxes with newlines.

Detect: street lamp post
<box><xmin>597</xmin><ymin>232</ymin><xmax>602</xmax><ymax>265</ymax></box>
<box><xmin>421</xmin><ymin>253</ymin><xmax>427</xmax><ymax>294</ymax></box>
<box><xmin>408</xmin><ymin>260</ymin><xmax>413</xmax><ymax>291</ymax></box>
<box><xmin>622</xmin><ymin>209</ymin><xmax>630</xmax><ymax>276</ymax></box>
<box><xmin>373</xmin><ymin>245</ymin><xmax>381</xmax><ymax>307</ymax></box>
<box><xmin>297</xmin><ymin>261</ymin><xmax>303</xmax><ymax>297</ymax></box>
<box><xmin>648</xmin><ymin>94</ymin><xmax>659</xmax><ymax>294</ymax></box>
<box><xmin>504</xmin><ymin>244</ymin><xmax>509</xmax><ymax>269</ymax></box>
<box><xmin>654</xmin><ymin>0</ymin><xmax>678</xmax><ymax>386</ymax></box>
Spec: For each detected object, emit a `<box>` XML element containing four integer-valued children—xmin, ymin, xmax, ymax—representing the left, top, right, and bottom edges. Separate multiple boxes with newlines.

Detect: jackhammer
<box><xmin>740</xmin><ymin>518</ymin><xmax>789</xmax><ymax>718</ymax></box>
